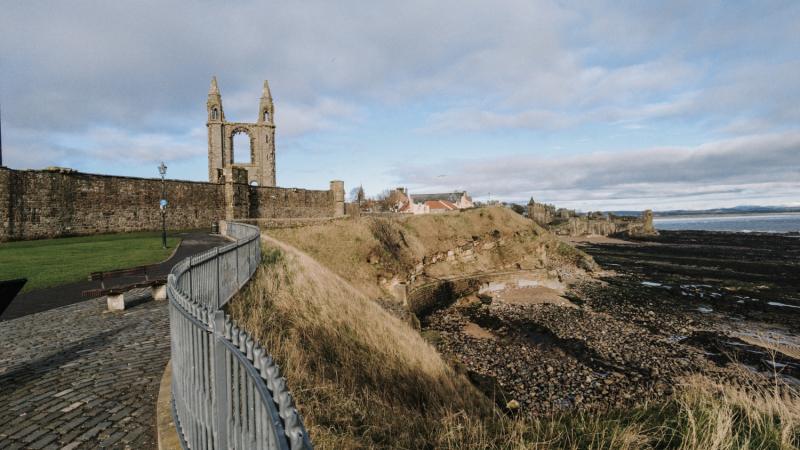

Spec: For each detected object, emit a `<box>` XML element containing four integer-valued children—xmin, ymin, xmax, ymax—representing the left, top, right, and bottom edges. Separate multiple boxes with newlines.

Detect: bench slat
<box><xmin>82</xmin><ymin>276</ymin><xmax>167</xmax><ymax>297</ymax></box>
<box><xmin>88</xmin><ymin>264</ymin><xmax>159</xmax><ymax>281</ymax></box>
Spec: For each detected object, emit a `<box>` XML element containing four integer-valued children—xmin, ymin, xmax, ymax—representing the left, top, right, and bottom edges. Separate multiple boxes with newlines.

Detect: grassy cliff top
<box><xmin>263</xmin><ymin>208</ymin><xmax>558</xmax><ymax>298</ymax></box>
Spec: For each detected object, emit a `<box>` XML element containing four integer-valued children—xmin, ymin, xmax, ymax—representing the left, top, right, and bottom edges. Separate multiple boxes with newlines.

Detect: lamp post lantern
<box><xmin>158</xmin><ymin>162</ymin><xmax>167</xmax><ymax>249</ymax></box>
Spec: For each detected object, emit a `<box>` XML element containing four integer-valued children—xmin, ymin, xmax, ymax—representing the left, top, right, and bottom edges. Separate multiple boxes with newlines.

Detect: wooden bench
<box><xmin>82</xmin><ymin>265</ymin><xmax>168</xmax><ymax>311</ymax></box>
<box><xmin>87</xmin><ymin>264</ymin><xmax>159</xmax><ymax>289</ymax></box>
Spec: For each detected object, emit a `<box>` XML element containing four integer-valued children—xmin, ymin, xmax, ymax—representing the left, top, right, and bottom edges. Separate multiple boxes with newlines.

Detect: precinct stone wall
<box><xmin>249</xmin><ymin>186</ymin><xmax>335</xmax><ymax>219</ymax></box>
<box><xmin>0</xmin><ymin>167</ymin><xmax>225</xmax><ymax>241</ymax></box>
<box><xmin>0</xmin><ymin>167</ymin><xmax>343</xmax><ymax>241</ymax></box>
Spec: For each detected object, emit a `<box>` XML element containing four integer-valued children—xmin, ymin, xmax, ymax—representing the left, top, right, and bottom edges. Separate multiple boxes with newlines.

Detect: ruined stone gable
<box><xmin>207</xmin><ymin>77</ymin><xmax>276</xmax><ymax>187</ymax></box>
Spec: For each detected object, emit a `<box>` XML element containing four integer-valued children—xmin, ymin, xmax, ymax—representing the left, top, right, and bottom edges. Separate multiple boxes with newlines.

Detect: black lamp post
<box><xmin>159</xmin><ymin>162</ymin><xmax>167</xmax><ymax>249</ymax></box>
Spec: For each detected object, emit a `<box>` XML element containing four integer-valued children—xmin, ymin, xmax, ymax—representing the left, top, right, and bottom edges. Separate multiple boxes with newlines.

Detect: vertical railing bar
<box><xmin>169</xmin><ymin>222</ymin><xmax>303</xmax><ymax>450</ymax></box>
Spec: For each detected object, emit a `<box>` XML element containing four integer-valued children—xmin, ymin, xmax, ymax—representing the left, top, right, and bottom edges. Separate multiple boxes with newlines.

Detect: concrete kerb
<box><xmin>157</xmin><ymin>360</ymin><xmax>182</xmax><ymax>450</ymax></box>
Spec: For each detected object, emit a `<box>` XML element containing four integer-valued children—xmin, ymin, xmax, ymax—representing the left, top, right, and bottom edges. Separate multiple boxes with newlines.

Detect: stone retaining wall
<box><xmin>406</xmin><ymin>269</ymin><xmax>551</xmax><ymax>316</ymax></box>
<box><xmin>231</xmin><ymin>217</ymin><xmax>342</xmax><ymax>229</ymax></box>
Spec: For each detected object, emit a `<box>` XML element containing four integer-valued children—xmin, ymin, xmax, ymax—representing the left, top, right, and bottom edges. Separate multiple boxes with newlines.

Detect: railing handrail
<box><xmin>168</xmin><ymin>222</ymin><xmax>312</xmax><ymax>450</ymax></box>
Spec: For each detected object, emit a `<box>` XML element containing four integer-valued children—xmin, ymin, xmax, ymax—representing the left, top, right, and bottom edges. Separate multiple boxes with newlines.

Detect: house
<box><xmin>425</xmin><ymin>200</ymin><xmax>458</xmax><ymax>213</ymax></box>
<box><xmin>395</xmin><ymin>189</ymin><xmax>474</xmax><ymax>215</ymax></box>
<box><xmin>410</xmin><ymin>191</ymin><xmax>473</xmax><ymax>209</ymax></box>
<box><xmin>397</xmin><ymin>195</ymin><xmax>430</xmax><ymax>214</ymax></box>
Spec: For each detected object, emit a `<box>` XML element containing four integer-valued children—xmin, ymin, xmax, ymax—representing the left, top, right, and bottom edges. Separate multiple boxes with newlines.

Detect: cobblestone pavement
<box><xmin>0</xmin><ymin>289</ymin><xmax>170</xmax><ymax>450</ymax></box>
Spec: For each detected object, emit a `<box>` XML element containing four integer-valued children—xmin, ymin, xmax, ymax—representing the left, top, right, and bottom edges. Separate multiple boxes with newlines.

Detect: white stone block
<box><xmin>519</xmin><ymin>279</ymin><xmax>539</xmax><ymax>287</ymax></box>
<box><xmin>488</xmin><ymin>282</ymin><xmax>505</xmax><ymax>291</ymax></box>
<box><xmin>108</xmin><ymin>294</ymin><xmax>126</xmax><ymax>311</ymax></box>
<box><xmin>151</xmin><ymin>284</ymin><xmax>167</xmax><ymax>300</ymax></box>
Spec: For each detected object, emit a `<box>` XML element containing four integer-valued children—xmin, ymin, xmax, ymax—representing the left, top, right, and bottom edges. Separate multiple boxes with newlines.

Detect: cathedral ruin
<box><xmin>207</xmin><ymin>77</ymin><xmax>276</xmax><ymax>187</ymax></box>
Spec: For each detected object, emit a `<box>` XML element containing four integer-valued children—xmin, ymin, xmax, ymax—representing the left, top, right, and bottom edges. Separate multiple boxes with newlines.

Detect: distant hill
<box><xmin>652</xmin><ymin>206</ymin><xmax>800</xmax><ymax>217</ymax></box>
<box><xmin>579</xmin><ymin>206</ymin><xmax>800</xmax><ymax>217</ymax></box>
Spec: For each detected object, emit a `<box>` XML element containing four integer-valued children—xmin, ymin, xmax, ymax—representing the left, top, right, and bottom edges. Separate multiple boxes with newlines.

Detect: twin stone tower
<box><xmin>206</xmin><ymin>76</ymin><xmax>276</xmax><ymax>187</ymax></box>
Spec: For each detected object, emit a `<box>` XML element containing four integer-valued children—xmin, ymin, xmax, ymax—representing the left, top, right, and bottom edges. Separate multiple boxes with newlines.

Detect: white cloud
<box><xmin>278</xmin><ymin>99</ymin><xmax>361</xmax><ymax>137</ymax></box>
<box><xmin>1</xmin><ymin>0</ymin><xmax>798</xmax><ymax>202</ymax></box>
<box><xmin>397</xmin><ymin>130</ymin><xmax>800</xmax><ymax>209</ymax></box>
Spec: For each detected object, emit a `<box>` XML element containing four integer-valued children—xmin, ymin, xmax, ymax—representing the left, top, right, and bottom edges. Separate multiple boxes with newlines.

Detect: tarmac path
<box><xmin>0</xmin><ymin>231</ymin><xmax>229</xmax><ymax>449</ymax></box>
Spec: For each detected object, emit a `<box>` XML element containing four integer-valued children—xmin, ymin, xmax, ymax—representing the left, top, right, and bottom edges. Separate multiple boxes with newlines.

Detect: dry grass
<box><xmin>735</xmin><ymin>333</ymin><xmax>800</xmax><ymax>361</ymax></box>
<box><xmin>226</xmin><ymin>235</ymin><xmax>493</xmax><ymax>449</ymax></box>
<box><xmin>263</xmin><ymin>208</ymin><xmax>560</xmax><ymax>296</ymax></box>
<box><xmin>227</xmin><ymin>235</ymin><xmax>800</xmax><ymax>449</ymax></box>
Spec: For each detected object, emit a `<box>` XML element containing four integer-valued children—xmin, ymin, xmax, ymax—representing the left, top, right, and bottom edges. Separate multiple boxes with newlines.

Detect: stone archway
<box><xmin>230</xmin><ymin>127</ymin><xmax>254</xmax><ymax>165</ymax></box>
<box><xmin>207</xmin><ymin>78</ymin><xmax>276</xmax><ymax>186</ymax></box>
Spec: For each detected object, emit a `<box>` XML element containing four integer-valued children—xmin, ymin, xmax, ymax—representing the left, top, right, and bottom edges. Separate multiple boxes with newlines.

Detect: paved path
<box><xmin>0</xmin><ymin>231</ymin><xmax>231</xmax><ymax>449</ymax></box>
<box><xmin>0</xmin><ymin>292</ymin><xmax>169</xmax><ymax>449</ymax></box>
<box><xmin>2</xmin><ymin>231</ymin><xmax>229</xmax><ymax>321</ymax></box>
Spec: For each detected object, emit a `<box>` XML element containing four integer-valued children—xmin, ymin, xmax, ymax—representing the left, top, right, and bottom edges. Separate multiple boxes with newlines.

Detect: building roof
<box><xmin>425</xmin><ymin>200</ymin><xmax>456</xmax><ymax>211</ymax></box>
<box><xmin>412</xmin><ymin>191</ymin><xmax>469</xmax><ymax>204</ymax></box>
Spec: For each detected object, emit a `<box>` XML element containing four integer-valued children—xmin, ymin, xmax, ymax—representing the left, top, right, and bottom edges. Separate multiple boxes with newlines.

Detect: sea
<box><xmin>653</xmin><ymin>213</ymin><xmax>800</xmax><ymax>233</ymax></box>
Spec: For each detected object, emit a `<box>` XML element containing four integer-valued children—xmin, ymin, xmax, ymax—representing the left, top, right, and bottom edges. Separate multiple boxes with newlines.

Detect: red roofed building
<box><xmin>425</xmin><ymin>200</ymin><xmax>458</xmax><ymax>213</ymax></box>
<box><xmin>396</xmin><ymin>191</ymin><xmax>473</xmax><ymax>215</ymax></box>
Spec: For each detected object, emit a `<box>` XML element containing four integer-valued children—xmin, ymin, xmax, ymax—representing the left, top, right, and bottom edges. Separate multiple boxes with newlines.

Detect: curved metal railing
<box><xmin>168</xmin><ymin>222</ymin><xmax>312</xmax><ymax>450</ymax></box>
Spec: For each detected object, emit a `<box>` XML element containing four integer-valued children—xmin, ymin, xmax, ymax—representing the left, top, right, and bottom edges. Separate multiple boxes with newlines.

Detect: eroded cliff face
<box><xmin>263</xmin><ymin>207</ymin><xmax>598</xmax><ymax>302</ymax></box>
<box><xmin>368</xmin><ymin>209</ymin><xmax>606</xmax><ymax>307</ymax></box>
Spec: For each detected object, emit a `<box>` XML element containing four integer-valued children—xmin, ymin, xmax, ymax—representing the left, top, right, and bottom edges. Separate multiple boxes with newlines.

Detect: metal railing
<box><xmin>168</xmin><ymin>222</ymin><xmax>312</xmax><ymax>450</ymax></box>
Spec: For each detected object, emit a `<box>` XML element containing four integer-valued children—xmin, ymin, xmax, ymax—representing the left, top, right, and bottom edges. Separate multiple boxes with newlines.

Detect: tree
<box><xmin>375</xmin><ymin>189</ymin><xmax>404</xmax><ymax>212</ymax></box>
<box><xmin>347</xmin><ymin>186</ymin><xmax>361</xmax><ymax>203</ymax></box>
<box><xmin>509</xmin><ymin>203</ymin><xmax>526</xmax><ymax>215</ymax></box>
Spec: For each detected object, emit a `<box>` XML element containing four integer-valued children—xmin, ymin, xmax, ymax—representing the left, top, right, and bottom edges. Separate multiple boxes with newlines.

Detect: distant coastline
<box><xmin>654</xmin><ymin>212</ymin><xmax>800</xmax><ymax>219</ymax></box>
<box><xmin>652</xmin><ymin>212</ymin><xmax>800</xmax><ymax>233</ymax></box>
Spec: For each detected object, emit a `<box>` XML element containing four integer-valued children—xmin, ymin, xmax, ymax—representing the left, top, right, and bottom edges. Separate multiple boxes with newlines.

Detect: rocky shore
<box><xmin>418</xmin><ymin>230</ymin><xmax>800</xmax><ymax>416</ymax></box>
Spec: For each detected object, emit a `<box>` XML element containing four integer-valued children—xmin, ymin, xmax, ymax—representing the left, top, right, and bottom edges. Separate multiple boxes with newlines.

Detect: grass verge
<box><xmin>0</xmin><ymin>231</ymin><xmax>181</xmax><ymax>292</ymax></box>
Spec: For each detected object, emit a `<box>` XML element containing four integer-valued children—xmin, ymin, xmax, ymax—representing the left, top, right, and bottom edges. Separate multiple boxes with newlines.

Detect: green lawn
<box><xmin>0</xmin><ymin>231</ymin><xmax>182</xmax><ymax>293</ymax></box>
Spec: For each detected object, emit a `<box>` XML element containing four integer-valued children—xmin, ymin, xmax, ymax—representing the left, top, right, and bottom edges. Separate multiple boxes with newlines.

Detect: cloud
<box><xmin>396</xmin><ymin>130</ymin><xmax>800</xmax><ymax>208</ymax></box>
<box><xmin>0</xmin><ymin>0</ymin><xmax>798</xmax><ymax>200</ymax></box>
<box><xmin>278</xmin><ymin>99</ymin><xmax>361</xmax><ymax>137</ymax></box>
<box><xmin>1</xmin><ymin>125</ymin><xmax>206</xmax><ymax>170</ymax></box>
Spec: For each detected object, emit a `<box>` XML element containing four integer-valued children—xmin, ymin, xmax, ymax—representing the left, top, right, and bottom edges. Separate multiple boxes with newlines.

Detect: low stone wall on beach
<box><xmin>406</xmin><ymin>269</ymin><xmax>554</xmax><ymax>316</ymax></box>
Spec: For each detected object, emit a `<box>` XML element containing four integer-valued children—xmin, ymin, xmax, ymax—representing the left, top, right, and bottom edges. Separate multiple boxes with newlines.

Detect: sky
<box><xmin>1</xmin><ymin>0</ymin><xmax>799</xmax><ymax>211</ymax></box>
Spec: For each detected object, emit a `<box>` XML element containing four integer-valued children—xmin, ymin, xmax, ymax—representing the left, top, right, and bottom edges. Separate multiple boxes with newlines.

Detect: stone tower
<box><xmin>643</xmin><ymin>209</ymin><xmax>654</xmax><ymax>230</ymax></box>
<box><xmin>207</xmin><ymin>77</ymin><xmax>276</xmax><ymax>186</ymax></box>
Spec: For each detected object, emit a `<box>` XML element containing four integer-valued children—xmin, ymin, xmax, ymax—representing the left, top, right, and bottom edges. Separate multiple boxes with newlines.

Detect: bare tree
<box><xmin>347</xmin><ymin>186</ymin><xmax>361</xmax><ymax>203</ymax></box>
<box><xmin>375</xmin><ymin>189</ymin><xmax>403</xmax><ymax>212</ymax></box>
<box><xmin>509</xmin><ymin>203</ymin><xmax>525</xmax><ymax>215</ymax></box>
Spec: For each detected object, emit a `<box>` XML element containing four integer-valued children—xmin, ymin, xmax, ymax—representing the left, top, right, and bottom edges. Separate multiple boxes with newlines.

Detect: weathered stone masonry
<box><xmin>0</xmin><ymin>166</ymin><xmax>345</xmax><ymax>241</ymax></box>
<box><xmin>0</xmin><ymin>167</ymin><xmax>224</xmax><ymax>241</ymax></box>
<box><xmin>526</xmin><ymin>197</ymin><xmax>656</xmax><ymax>237</ymax></box>
<box><xmin>0</xmin><ymin>78</ymin><xmax>347</xmax><ymax>241</ymax></box>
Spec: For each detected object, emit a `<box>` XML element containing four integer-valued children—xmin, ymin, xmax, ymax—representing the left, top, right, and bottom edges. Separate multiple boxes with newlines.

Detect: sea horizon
<box><xmin>653</xmin><ymin>212</ymin><xmax>800</xmax><ymax>233</ymax></box>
